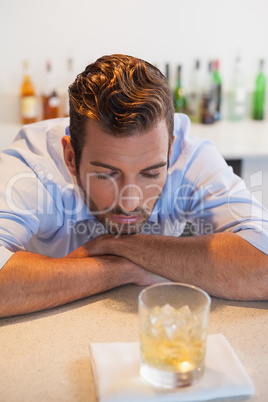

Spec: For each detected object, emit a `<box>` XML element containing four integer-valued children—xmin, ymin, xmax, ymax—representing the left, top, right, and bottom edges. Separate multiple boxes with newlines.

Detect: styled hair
<box><xmin>68</xmin><ymin>54</ymin><xmax>175</xmax><ymax>172</ymax></box>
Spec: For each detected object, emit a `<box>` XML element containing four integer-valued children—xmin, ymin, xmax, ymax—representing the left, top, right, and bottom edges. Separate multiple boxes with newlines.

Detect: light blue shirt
<box><xmin>0</xmin><ymin>114</ymin><xmax>268</xmax><ymax>269</ymax></box>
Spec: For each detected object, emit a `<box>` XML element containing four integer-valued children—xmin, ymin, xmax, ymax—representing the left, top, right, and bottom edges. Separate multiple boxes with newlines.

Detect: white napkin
<box><xmin>89</xmin><ymin>334</ymin><xmax>254</xmax><ymax>402</ymax></box>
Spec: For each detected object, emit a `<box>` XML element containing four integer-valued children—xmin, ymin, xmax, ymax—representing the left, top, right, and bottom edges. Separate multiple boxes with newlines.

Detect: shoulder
<box><xmin>169</xmin><ymin>113</ymin><xmax>215</xmax><ymax>173</ymax></box>
<box><xmin>0</xmin><ymin>118</ymin><xmax>70</xmax><ymax>176</ymax></box>
<box><xmin>0</xmin><ymin>118</ymin><xmax>73</xmax><ymax>203</ymax></box>
<box><xmin>13</xmin><ymin>117</ymin><xmax>69</xmax><ymax>153</ymax></box>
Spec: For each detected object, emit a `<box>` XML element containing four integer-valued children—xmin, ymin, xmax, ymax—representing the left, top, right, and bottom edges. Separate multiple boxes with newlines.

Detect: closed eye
<box><xmin>95</xmin><ymin>172</ymin><xmax>118</xmax><ymax>180</ymax></box>
<box><xmin>140</xmin><ymin>172</ymin><xmax>160</xmax><ymax>179</ymax></box>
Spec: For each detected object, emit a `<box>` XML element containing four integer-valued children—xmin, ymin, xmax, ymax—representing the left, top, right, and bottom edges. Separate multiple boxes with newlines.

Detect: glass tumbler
<box><xmin>138</xmin><ymin>282</ymin><xmax>211</xmax><ymax>389</ymax></box>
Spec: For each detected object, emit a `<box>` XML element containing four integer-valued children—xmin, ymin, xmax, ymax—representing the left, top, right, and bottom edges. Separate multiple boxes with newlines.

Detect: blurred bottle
<box><xmin>20</xmin><ymin>60</ymin><xmax>38</xmax><ymax>124</ymax></box>
<box><xmin>42</xmin><ymin>61</ymin><xmax>60</xmax><ymax>120</ymax></box>
<box><xmin>174</xmin><ymin>65</ymin><xmax>187</xmax><ymax>114</ymax></box>
<box><xmin>187</xmin><ymin>60</ymin><xmax>202</xmax><ymax>122</ymax></box>
<box><xmin>63</xmin><ymin>58</ymin><xmax>74</xmax><ymax>117</ymax></box>
<box><xmin>213</xmin><ymin>60</ymin><xmax>222</xmax><ymax>121</ymax></box>
<box><xmin>252</xmin><ymin>59</ymin><xmax>266</xmax><ymax>120</ymax></box>
<box><xmin>228</xmin><ymin>56</ymin><xmax>247</xmax><ymax>121</ymax></box>
<box><xmin>200</xmin><ymin>61</ymin><xmax>216</xmax><ymax>124</ymax></box>
<box><xmin>165</xmin><ymin>63</ymin><xmax>170</xmax><ymax>85</ymax></box>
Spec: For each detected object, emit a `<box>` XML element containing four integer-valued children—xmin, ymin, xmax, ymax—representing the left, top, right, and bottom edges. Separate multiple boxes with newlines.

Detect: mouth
<box><xmin>109</xmin><ymin>215</ymin><xmax>144</xmax><ymax>225</ymax></box>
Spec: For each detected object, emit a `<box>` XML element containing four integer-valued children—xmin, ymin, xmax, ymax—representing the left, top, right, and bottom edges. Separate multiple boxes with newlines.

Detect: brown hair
<box><xmin>69</xmin><ymin>54</ymin><xmax>174</xmax><ymax>172</ymax></box>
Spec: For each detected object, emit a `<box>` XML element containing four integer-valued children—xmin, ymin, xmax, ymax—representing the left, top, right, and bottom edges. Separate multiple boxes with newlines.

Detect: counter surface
<box><xmin>1</xmin><ymin>120</ymin><xmax>268</xmax><ymax>159</ymax></box>
<box><xmin>0</xmin><ymin>286</ymin><xmax>267</xmax><ymax>402</ymax></box>
<box><xmin>190</xmin><ymin>120</ymin><xmax>268</xmax><ymax>160</ymax></box>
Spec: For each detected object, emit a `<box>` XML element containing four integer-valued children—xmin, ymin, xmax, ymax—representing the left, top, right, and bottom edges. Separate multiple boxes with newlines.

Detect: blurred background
<box><xmin>0</xmin><ymin>0</ymin><xmax>267</xmax><ymax>122</ymax></box>
<box><xmin>0</xmin><ymin>0</ymin><xmax>268</xmax><ymax>205</ymax></box>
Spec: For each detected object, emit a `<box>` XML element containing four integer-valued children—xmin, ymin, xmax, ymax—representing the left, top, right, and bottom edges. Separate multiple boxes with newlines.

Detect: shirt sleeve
<box><xmin>0</xmin><ymin>246</ymin><xmax>14</xmax><ymax>269</ymax></box>
<box><xmin>177</xmin><ymin>140</ymin><xmax>268</xmax><ymax>255</ymax></box>
<box><xmin>0</xmin><ymin>151</ymin><xmax>43</xmax><ymax>269</ymax></box>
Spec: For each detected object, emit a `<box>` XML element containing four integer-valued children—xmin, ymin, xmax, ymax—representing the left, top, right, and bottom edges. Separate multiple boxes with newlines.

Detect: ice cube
<box><xmin>150</xmin><ymin>305</ymin><xmax>161</xmax><ymax>325</ymax></box>
<box><xmin>161</xmin><ymin>303</ymin><xmax>176</xmax><ymax>316</ymax></box>
<box><xmin>178</xmin><ymin>305</ymin><xmax>192</xmax><ymax>317</ymax></box>
<box><xmin>148</xmin><ymin>303</ymin><xmax>200</xmax><ymax>340</ymax></box>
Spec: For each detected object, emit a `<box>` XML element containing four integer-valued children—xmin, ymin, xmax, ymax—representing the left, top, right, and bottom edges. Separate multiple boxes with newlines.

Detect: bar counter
<box><xmin>0</xmin><ymin>285</ymin><xmax>267</xmax><ymax>401</ymax></box>
<box><xmin>2</xmin><ymin>120</ymin><xmax>268</xmax><ymax>158</ymax></box>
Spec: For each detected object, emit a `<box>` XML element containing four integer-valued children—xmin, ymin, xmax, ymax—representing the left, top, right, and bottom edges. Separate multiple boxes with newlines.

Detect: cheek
<box><xmin>82</xmin><ymin>176</ymin><xmax>118</xmax><ymax>206</ymax></box>
<box><xmin>141</xmin><ymin>178</ymin><xmax>166</xmax><ymax>208</ymax></box>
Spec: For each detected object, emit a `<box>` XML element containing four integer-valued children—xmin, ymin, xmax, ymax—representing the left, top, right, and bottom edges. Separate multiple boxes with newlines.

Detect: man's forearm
<box><xmin>0</xmin><ymin>251</ymin><xmax>145</xmax><ymax>318</ymax></box>
<box><xmin>87</xmin><ymin>232</ymin><xmax>268</xmax><ymax>300</ymax></box>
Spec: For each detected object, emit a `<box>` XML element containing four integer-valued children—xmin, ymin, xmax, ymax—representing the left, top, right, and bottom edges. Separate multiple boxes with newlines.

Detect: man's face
<box><xmin>65</xmin><ymin>118</ymin><xmax>172</xmax><ymax>235</ymax></box>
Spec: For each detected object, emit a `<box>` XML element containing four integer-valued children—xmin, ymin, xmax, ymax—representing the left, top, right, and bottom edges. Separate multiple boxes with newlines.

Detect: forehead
<box><xmin>81</xmin><ymin>119</ymin><xmax>169</xmax><ymax>166</ymax></box>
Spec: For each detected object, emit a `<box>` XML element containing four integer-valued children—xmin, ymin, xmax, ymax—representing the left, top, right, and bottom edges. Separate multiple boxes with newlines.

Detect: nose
<box><xmin>117</xmin><ymin>183</ymin><xmax>142</xmax><ymax>213</ymax></box>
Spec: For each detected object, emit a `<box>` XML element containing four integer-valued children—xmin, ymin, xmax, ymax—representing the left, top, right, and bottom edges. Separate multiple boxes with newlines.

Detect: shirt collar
<box><xmin>147</xmin><ymin>199</ymin><xmax>160</xmax><ymax>224</ymax></box>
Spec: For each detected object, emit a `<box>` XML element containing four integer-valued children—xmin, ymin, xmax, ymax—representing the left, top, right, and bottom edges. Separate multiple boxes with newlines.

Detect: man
<box><xmin>0</xmin><ymin>54</ymin><xmax>267</xmax><ymax>318</ymax></box>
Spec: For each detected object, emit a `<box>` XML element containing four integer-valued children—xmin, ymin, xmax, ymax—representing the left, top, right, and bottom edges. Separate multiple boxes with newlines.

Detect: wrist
<box><xmin>108</xmin><ymin>234</ymin><xmax>123</xmax><ymax>255</ymax></box>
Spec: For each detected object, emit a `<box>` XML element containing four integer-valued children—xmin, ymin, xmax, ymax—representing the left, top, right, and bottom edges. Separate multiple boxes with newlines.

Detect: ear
<box><xmin>168</xmin><ymin>135</ymin><xmax>175</xmax><ymax>161</ymax></box>
<box><xmin>61</xmin><ymin>135</ymin><xmax>76</xmax><ymax>176</ymax></box>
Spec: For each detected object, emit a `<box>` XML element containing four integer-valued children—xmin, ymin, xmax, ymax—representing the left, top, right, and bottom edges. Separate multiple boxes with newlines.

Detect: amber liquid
<box><xmin>42</xmin><ymin>92</ymin><xmax>60</xmax><ymax>120</ymax></box>
<box><xmin>139</xmin><ymin>302</ymin><xmax>208</xmax><ymax>388</ymax></box>
<box><xmin>140</xmin><ymin>331</ymin><xmax>205</xmax><ymax>372</ymax></box>
<box><xmin>20</xmin><ymin>74</ymin><xmax>37</xmax><ymax>124</ymax></box>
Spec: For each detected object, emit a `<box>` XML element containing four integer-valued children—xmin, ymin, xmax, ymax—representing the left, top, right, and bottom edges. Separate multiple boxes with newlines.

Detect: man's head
<box><xmin>68</xmin><ymin>54</ymin><xmax>175</xmax><ymax>173</ymax></box>
<box><xmin>63</xmin><ymin>54</ymin><xmax>175</xmax><ymax>234</ymax></box>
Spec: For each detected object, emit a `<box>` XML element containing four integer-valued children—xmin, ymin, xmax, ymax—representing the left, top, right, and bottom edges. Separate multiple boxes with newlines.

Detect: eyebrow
<box><xmin>90</xmin><ymin>161</ymin><xmax>121</xmax><ymax>171</ymax></box>
<box><xmin>140</xmin><ymin>162</ymin><xmax>167</xmax><ymax>172</ymax></box>
<box><xmin>90</xmin><ymin>161</ymin><xmax>167</xmax><ymax>172</ymax></box>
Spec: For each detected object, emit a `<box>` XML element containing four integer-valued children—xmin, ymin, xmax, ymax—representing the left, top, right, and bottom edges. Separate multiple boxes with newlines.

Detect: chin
<box><xmin>105</xmin><ymin>221</ymin><xmax>145</xmax><ymax>236</ymax></box>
